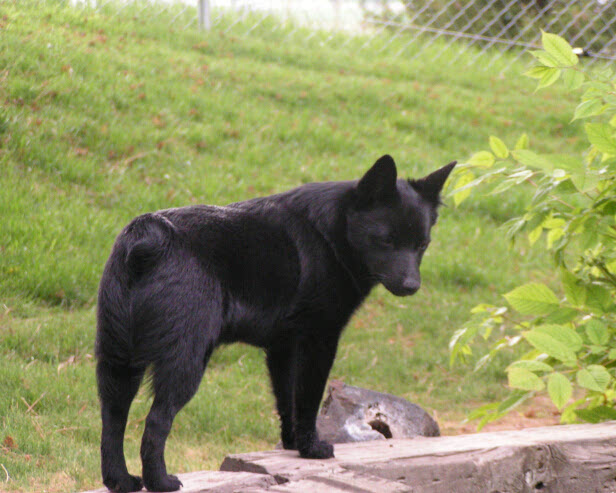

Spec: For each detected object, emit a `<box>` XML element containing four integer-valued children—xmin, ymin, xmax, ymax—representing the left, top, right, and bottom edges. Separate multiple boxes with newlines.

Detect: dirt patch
<box><xmin>440</xmin><ymin>395</ymin><xmax>561</xmax><ymax>436</ymax></box>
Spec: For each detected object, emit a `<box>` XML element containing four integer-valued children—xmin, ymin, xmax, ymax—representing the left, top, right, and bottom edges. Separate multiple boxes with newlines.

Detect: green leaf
<box><xmin>576</xmin><ymin>369</ymin><xmax>600</xmax><ymax>391</ymax></box>
<box><xmin>534</xmin><ymin>324</ymin><xmax>583</xmax><ymax>352</ymax></box>
<box><xmin>589</xmin><ymin>345</ymin><xmax>607</xmax><ymax>355</ymax></box>
<box><xmin>523</xmin><ymin>329</ymin><xmax>577</xmax><ymax>364</ymax></box>
<box><xmin>576</xmin><ymin>365</ymin><xmax>611</xmax><ymax>392</ymax></box>
<box><xmin>543</xmin><ymin>307</ymin><xmax>579</xmax><ymax>324</ymax></box>
<box><xmin>608</xmin><ymin>348</ymin><xmax>616</xmax><ymax>360</ymax></box>
<box><xmin>546</xmin><ymin>227</ymin><xmax>564</xmax><ymax>249</ymax></box>
<box><xmin>501</xmin><ymin>169</ymin><xmax>535</xmax><ymax>191</ymax></box>
<box><xmin>585</xmin><ymin>123</ymin><xmax>616</xmax><ymax>154</ymax></box>
<box><xmin>588</xmin><ymin>365</ymin><xmax>612</xmax><ymax>390</ymax></box>
<box><xmin>489</xmin><ymin>136</ymin><xmax>509</xmax><ymax>159</ymax></box>
<box><xmin>581</xmin><ymin>218</ymin><xmax>599</xmax><ymax>249</ymax></box>
<box><xmin>520</xmin><ymin>349</ymin><xmax>545</xmax><ymax>361</ymax></box>
<box><xmin>504</xmin><ymin>216</ymin><xmax>527</xmax><ymax>239</ymax></box>
<box><xmin>573</xmin><ymin>98</ymin><xmax>604</xmax><ymax>121</ymax></box>
<box><xmin>541</xmin><ymin>217</ymin><xmax>566</xmax><ymax>229</ymax></box>
<box><xmin>562</xmin><ymin>398</ymin><xmax>588</xmax><ymax>423</ymax></box>
<box><xmin>585</xmin><ymin>319</ymin><xmax>609</xmax><ymax>346</ymax></box>
<box><xmin>585</xmin><ymin>81</ymin><xmax>612</xmax><ymax>96</ymax></box>
<box><xmin>473</xmin><ymin>353</ymin><xmax>493</xmax><ymax>372</ymax></box>
<box><xmin>467</xmin><ymin>401</ymin><xmax>499</xmax><ymax>421</ymax></box>
<box><xmin>586</xmin><ymin>285</ymin><xmax>613</xmax><ymax>314</ymax></box>
<box><xmin>507</xmin><ymin>360</ymin><xmax>553</xmax><ymax>373</ymax></box>
<box><xmin>550</xmin><ymin>154</ymin><xmax>584</xmax><ymax>172</ymax></box>
<box><xmin>547</xmin><ymin>372</ymin><xmax>572</xmax><ymax>410</ymax></box>
<box><xmin>449</xmin><ymin>325</ymin><xmax>479</xmax><ymax>366</ymax></box>
<box><xmin>470</xmin><ymin>391</ymin><xmax>534</xmax><ymax>430</ymax></box>
<box><xmin>537</xmin><ymin>67</ymin><xmax>561</xmax><ymax>89</ymax></box>
<box><xmin>530</xmin><ymin>50</ymin><xmax>561</xmax><ymax>68</ymax></box>
<box><xmin>470</xmin><ymin>303</ymin><xmax>497</xmax><ymax>314</ymax></box>
<box><xmin>571</xmin><ymin>170</ymin><xmax>600</xmax><ymax>193</ymax></box>
<box><xmin>514</xmin><ymin>133</ymin><xmax>529</xmax><ymax>150</ymax></box>
<box><xmin>490</xmin><ymin>174</ymin><xmax>531</xmax><ymax>195</ymax></box>
<box><xmin>450</xmin><ymin>326</ymin><xmax>479</xmax><ymax>349</ymax></box>
<box><xmin>508</xmin><ymin>367</ymin><xmax>545</xmax><ymax>391</ymax></box>
<box><xmin>541</xmin><ymin>32</ymin><xmax>578</xmax><ymax>67</ymax></box>
<box><xmin>504</xmin><ymin>282</ymin><xmax>560</xmax><ymax>315</ymax></box>
<box><xmin>467</xmin><ymin>150</ymin><xmax>495</xmax><ymax>168</ymax></box>
<box><xmin>496</xmin><ymin>390</ymin><xmax>533</xmax><ymax>414</ymax></box>
<box><xmin>525</xmin><ymin>66</ymin><xmax>552</xmax><ymax>79</ymax></box>
<box><xmin>593</xmin><ymin>66</ymin><xmax>614</xmax><ymax>80</ymax></box>
<box><xmin>561</xmin><ymin>269</ymin><xmax>586</xmax><ymax>306</ymax></box>
<box><xmin>562</xmin><ymin>69</ymin><xmax>585</xmax><ymax>91</ymax></box>
<box><xmin>528</xmin><ymin>226</ymin><xmax>542</xmax><ymax>246</ymax></box>
<box><xmin>511</xmin><ymin>150</ymin><xmax>554</xmax><ymax>173</ymax></box>
<box><xmin>451</xmin><ymin>171</ymin><xmax>474</xmax><ymax>207</ymax></box>
<box><xmin>576</xmin><ymin>405</ymin><xmax>616</xmax><ymax>423</ymax></box>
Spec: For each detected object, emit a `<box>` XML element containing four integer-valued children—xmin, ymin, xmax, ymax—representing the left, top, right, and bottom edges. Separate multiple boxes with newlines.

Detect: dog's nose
<box><xmin>402</xmin><ymin>278</ymin><xmax>420</xmax><ymax>295</ymax></box>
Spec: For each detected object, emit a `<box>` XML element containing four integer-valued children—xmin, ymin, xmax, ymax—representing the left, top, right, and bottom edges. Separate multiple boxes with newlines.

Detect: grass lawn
<box><xmin>0</xmin><ymin>1</ymin><xmax>586</xmax><ymax>491</ymax></box>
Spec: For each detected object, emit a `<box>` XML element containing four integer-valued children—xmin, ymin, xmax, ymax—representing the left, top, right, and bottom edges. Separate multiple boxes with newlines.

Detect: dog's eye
<box><xmin>376</xmin><ymin>232</ymin><xmax>395</xmax><ymax>246</ymax></box>
<box><xmin>419</xmin><ymin>241</ymin><xmax>429</xmax><ymax>251</ymax></box>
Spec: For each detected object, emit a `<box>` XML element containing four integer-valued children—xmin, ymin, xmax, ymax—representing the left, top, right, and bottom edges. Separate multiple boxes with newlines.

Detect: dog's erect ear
<box><xmin>356</xmin><ymin>155</ymin><xmax>398</xmax><ymax>205</ymax></box>
<box><xmin>410</xmin><ymin>161</ymin><xmax>457</xmax><ymax>204</ymax></box>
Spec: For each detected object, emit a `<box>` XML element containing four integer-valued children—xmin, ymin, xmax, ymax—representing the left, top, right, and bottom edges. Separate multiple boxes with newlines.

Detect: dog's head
<box><xmin>347</xmin><ymin>155</ymin><xmax>456</xmax><ymax>296</ymax></box>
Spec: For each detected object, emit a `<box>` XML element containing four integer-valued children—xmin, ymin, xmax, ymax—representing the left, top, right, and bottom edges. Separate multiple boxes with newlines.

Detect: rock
<box><xmin>316</xmin><ymin>381</ymin><xmax>439</xmax><ymax>443</ymax></box>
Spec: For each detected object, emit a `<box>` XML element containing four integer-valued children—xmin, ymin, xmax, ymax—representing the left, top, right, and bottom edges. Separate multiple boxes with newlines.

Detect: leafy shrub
<box><xmin>449</xmin><ymin>32</ymin><xmax>616</xmax><ymax>428</ymax></box>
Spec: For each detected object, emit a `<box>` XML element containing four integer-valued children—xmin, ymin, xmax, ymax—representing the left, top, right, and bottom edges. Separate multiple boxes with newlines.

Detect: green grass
<box><xmin>0</xmin><ymin>1</ymin><xmax>586</xmax><ymax>491</ymax></box>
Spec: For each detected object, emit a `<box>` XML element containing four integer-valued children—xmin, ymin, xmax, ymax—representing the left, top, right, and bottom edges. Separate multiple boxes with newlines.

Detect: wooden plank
<box><xmin>220</xmin><ymin>422</ymin><xmax>616</xmax><ymax>492</ymax></box>
<box><xmin>82</xmin><ymin>470</ymin><xmax>276</xmax><ymax>493</ymax></box>
<box><xmin>346</xmin><ymin>438</ymin><xmax>616</xmax><ymax>492</ymax></box>
<box><xmin>83</xmin><ymin>424</ymin><xmax>616</xmax><ymax>492</ymax></box>
<box><xmin>242</xmin><ymin>470</ymin><xmax>412</xmax><ymax>493</ymax></box>
<box><xmin>220</xmin><ymin>448</ymin><xmax>344</xmax><ymax>482</ymax></box>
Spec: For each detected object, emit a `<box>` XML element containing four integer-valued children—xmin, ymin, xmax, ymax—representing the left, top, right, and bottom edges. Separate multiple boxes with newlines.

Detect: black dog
<box><xmin>95</xmin><ymin>155</ymin><xmax>455</xmax><ymax>492</ymax></box>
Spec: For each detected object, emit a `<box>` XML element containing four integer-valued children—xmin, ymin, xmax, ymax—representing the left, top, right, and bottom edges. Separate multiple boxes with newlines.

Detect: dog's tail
<box><xmin>96</xmin><ymin>213</ymin><xmax>176</xmax><ymax>365</ymax></box>
<box><xmin>123</xmin><ymin>213</ymin><xmax>176</xmax><ymax>278</ymax></box>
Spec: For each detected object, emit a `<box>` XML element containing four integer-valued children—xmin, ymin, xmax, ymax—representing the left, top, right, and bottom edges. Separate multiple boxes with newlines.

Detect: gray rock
<box><xmin>316</xmin><ymin>380</ymin><xmax>440</xmax><ymax>443</ymax></box>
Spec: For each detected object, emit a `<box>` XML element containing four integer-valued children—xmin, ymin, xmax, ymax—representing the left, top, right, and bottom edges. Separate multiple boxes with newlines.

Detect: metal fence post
<box><xmin>198</xmin><ymin>0</ymin><xmax>211</xmax><ymax>30</ymax></box>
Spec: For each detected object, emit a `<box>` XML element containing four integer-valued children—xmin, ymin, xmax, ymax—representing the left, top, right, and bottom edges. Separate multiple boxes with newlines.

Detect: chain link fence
<box><xmin>77</xmin><ymin>0</ymin><xmax>616</xmax><ymax>69</ymax></box>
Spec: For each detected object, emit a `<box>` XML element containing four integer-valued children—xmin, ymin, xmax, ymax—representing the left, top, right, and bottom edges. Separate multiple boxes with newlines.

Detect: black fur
<box><xmin>95</xmin><ymin>155</ymin><xmax>456</xmax><ymax>492</ymax></box>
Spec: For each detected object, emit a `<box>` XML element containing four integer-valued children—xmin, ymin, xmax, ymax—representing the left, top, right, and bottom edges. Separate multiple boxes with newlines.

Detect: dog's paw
<box><xmin>299</xmin><ymin>440</ymin><xmax>334</xmax><ymax>459</ymax></box>
<box><xmin>281</xmin><ymin>435</ymin><xmax>297</xmax><ymax>450</ymax></box>
<box><xmin>104</xmin><ymin>473</ymin><xmax>143</xmax><ymax>493</ymax></box>
<box><xmin>144</xmin><ymin>474</ymin><xmax>183</xmax><ymax>492</ymax></box>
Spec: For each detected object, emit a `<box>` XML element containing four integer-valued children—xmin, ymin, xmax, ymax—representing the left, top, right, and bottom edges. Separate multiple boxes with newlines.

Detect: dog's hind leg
<box><xmin>97</xmin><ymin>361</ymin><xmax>146</xmax><ymax>493</ymax></box>
<box><xmin>140</xmin><ymin>345</ymin><xmax>214</xmax><ymax>492</ymax></box>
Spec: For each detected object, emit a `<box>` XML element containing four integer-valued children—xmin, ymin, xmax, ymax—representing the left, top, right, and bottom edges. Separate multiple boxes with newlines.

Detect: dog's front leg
<box><xmin>293</xmin><ymin>331</ymin><xmax>338</xmax><ymax>459</ymax></box>
<box><xmin>266</xmin><ymin>345</ymin><xmax>297</xmax><ymax>450</ymax></box>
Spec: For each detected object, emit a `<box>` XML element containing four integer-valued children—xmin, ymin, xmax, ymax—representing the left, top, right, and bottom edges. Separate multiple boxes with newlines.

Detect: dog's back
<box><xmin>96</xmin><ymin>203</ymin><xmax>308</xmax><ymax>368</ymax></box>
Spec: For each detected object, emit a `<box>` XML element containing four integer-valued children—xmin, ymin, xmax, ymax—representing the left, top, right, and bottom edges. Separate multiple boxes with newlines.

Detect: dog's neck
<box><xmin>277</xmin><ymin>181</ymin><xmax>375</xmax><ymax>298</ymax></box>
